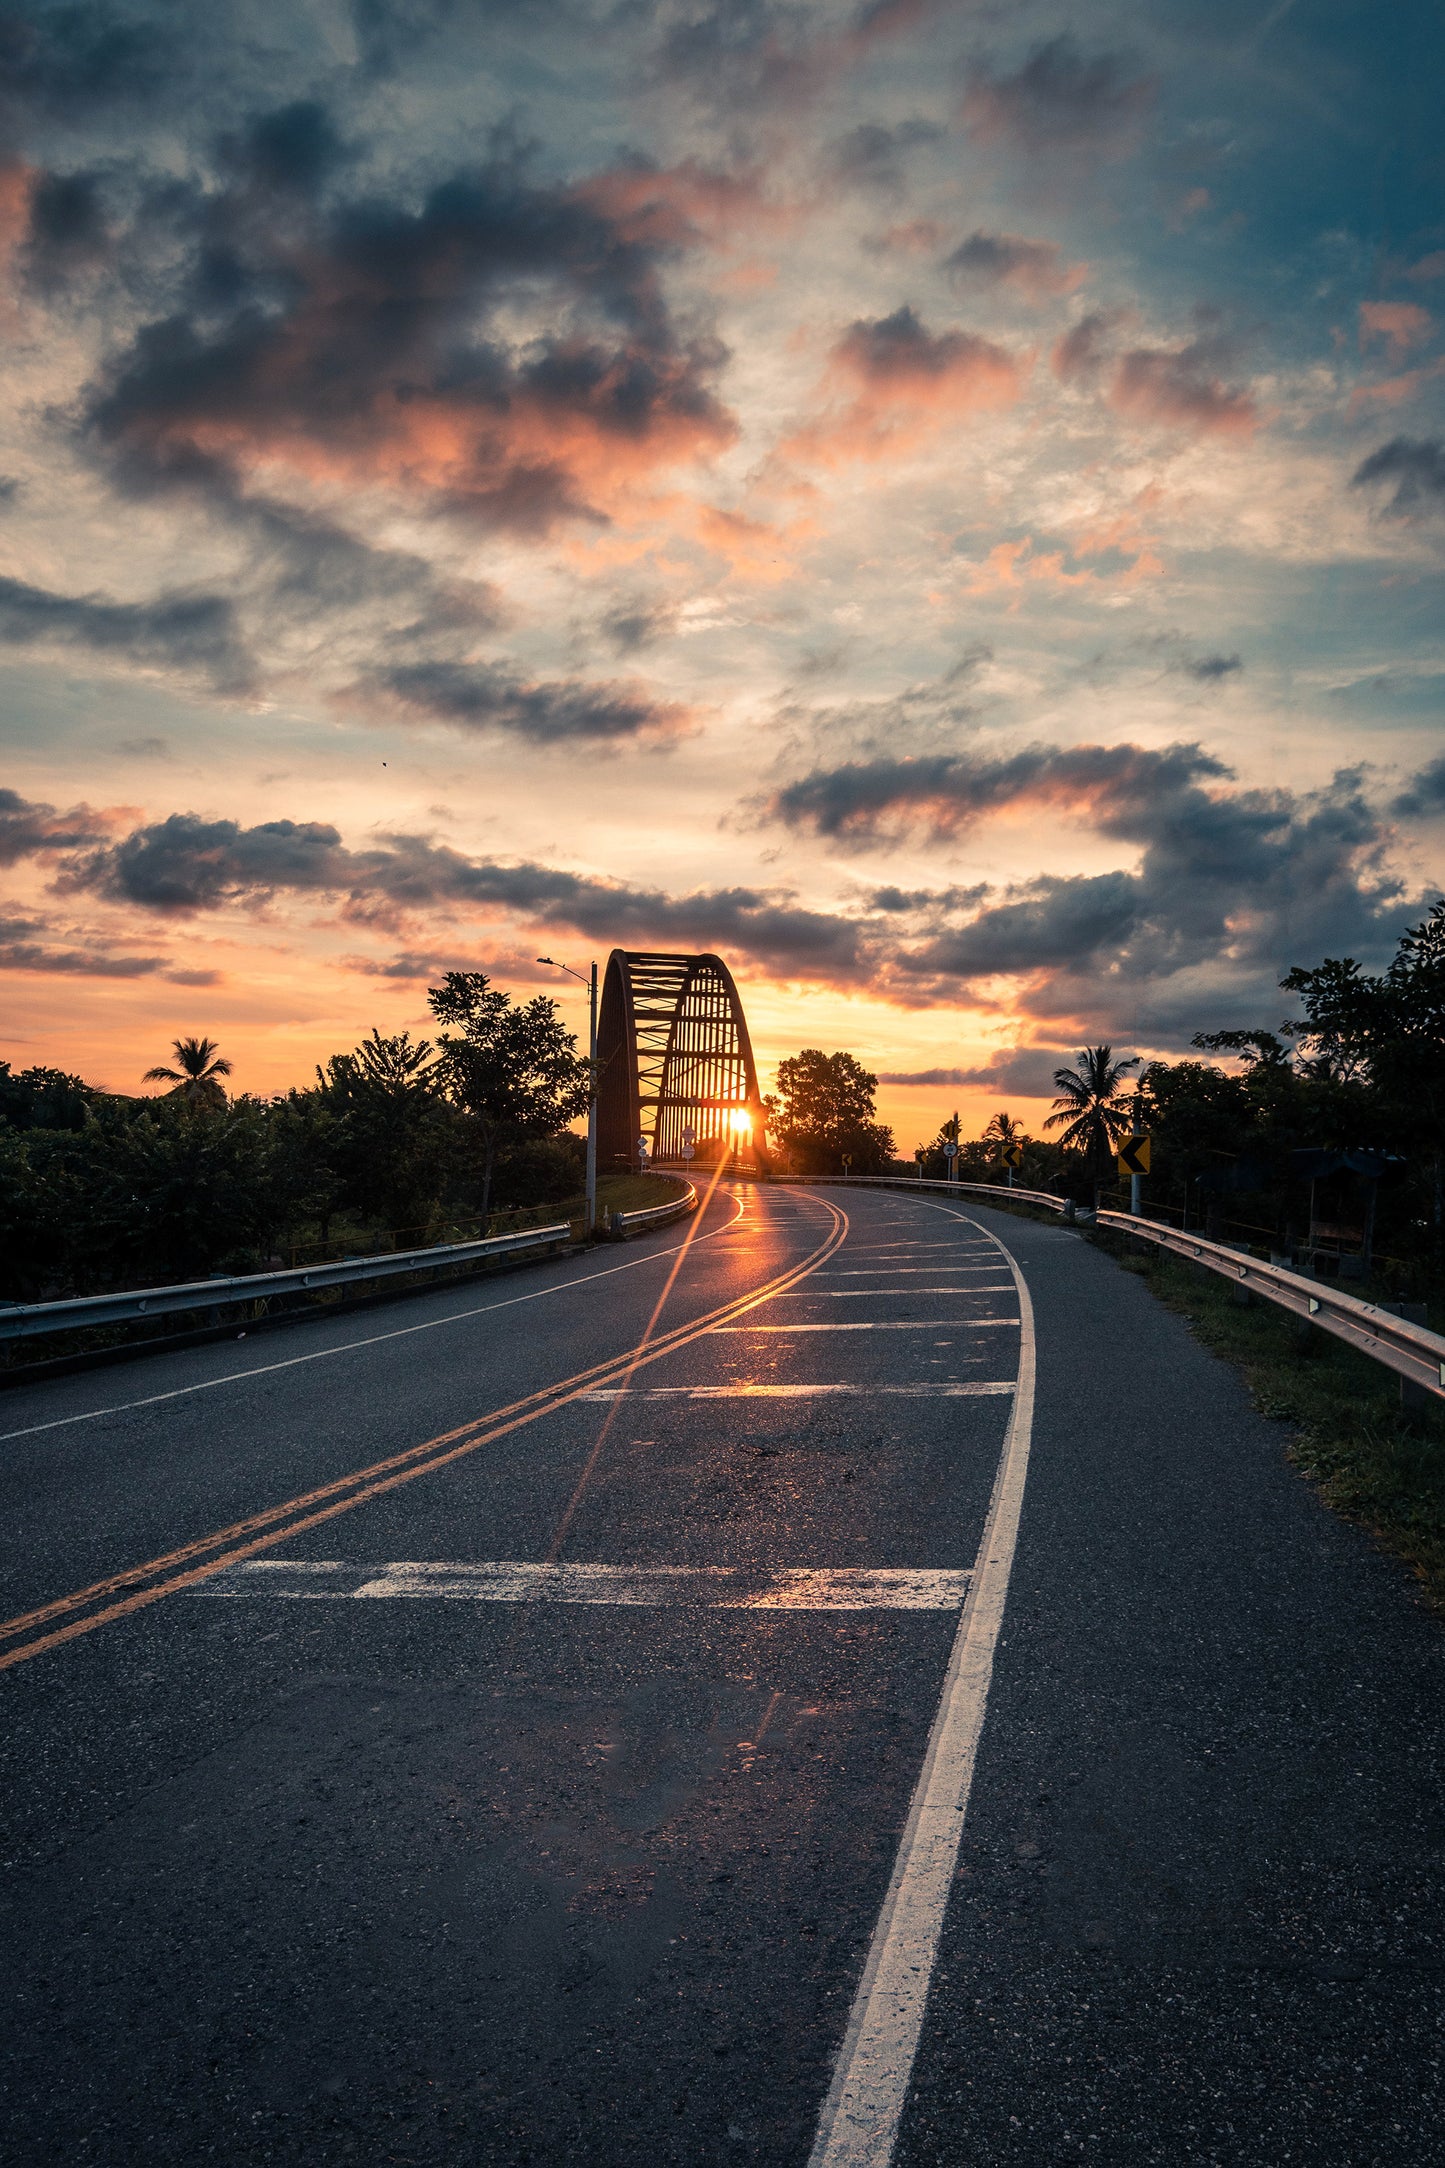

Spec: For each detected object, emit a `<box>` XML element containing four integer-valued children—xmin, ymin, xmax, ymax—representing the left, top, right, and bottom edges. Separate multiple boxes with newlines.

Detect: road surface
<box><xmin>1</xmin><ymin>1183</ymin><xmax>1442</xmax><ymax>2165</ymax></box>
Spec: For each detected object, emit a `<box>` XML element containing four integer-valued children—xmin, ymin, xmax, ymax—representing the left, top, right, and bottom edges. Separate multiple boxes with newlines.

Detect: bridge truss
<box><xmin>596</xmin><ymin>950</ymin><xmax>767</xmax><ymax>1171</ymax></box>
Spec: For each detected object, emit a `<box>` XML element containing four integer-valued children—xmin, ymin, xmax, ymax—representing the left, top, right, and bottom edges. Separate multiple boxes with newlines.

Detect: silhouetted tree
<box><xmin>427</xmin><ymin>972</ymin><xmax>589</xmax><ymax>1218</ymax></box>
<box><xmin>766</xmin><ymin>1049</ymin><xmax>895</xmax><ymax>1174</ymax></box>
<box><xmin>143</xmin><ymin>1035</ymin><xmax>233</xmax><ymax>1105</ymax></box>
<box><xmin>1046</xmin><ymin>1045</ymin><xmax>1140</xmax><ymax>1198</ymax></box>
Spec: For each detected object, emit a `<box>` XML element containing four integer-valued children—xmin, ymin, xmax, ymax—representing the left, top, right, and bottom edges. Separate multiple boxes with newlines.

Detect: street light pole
<box><xmin>537</xmin><ymin>955</ymin><xmax>598</xmax><ymax>1236</ymax></box>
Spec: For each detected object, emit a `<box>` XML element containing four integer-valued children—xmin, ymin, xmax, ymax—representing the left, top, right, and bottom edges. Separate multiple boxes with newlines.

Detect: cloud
<box><xmin>962</xmin><ymin>37</ymin><xmax>1154</xmax><ymax>160</ymax></box>
<box><xmin>218</xmin><ymin>99</ymin><xmax>351</xmax><ymax>196</ymax></box>
<box><xmin>1359</xmin><ymin>301</ymin><xmax>1432</xmax><ymax>358</ymax></box>
<box><xmin>599</xmin><ymin>598</ymin><xmax>679</xmax><ymax>654</ymax></box>
<box><xmin>1351</xmin><ymin>437</ymin><xmax>1445</xmax><ymax>516</ymax></box>
<box><xmin>1109</xmin><ymin>337</ymin><xmax>1256</xmax><ymax>436</ymax></box>
<box><xmin>830</xmin><ymin>119</ymin><xmax>942</xmax><ymax>191</ymax></box>
<box><xmin>1177</xmin><ymin>652</ymin><xmax>1242</xmax><ymax>681</ymax></box>
<box><xmin>1051</xmin><ymin>307</ymin><xmax>1127</xmax><ymax>381</ymax></box>
<box><xmin>766</xmin><ymin>740</ymin><xmax>1229</xmax><ymax>846</ymax></box>
<box><xmin>55</xmin><ymin>803</ymin><xmax>873</xmax><ymax>981</ymax></box>
<box><xmin>1391</xmin><ymin>756</ymin><xmax>1445</xmax><ymax>817</ymax></box>
<box><xmin>880</xmin><ymin>1047</ymin><xmax>1076</xmax><ymax>1095</ymax></box>
<box><xmin>362</xmin><ymin>659</ymin><xmax>691</xmax><ymax>744</ymax></box>
<box><xmin>0</xmin><ymin>786</ymin><xmax>118</xmax><ymax>864</ymax></box>
<box><xmin>0</xmin><ymin>573</ymin><xmax>252</xmax><ymax>689</ymax></box>
<box><xmin>784</xmin><ymin>305</ymin><xmax>1024</xmax><ymax>466</ymax></box>
<box><xmin>943</xmin><ymin>231</ymin><xmax>1080</xmax><ymax>300</ymax></box>
<box><xmin>763</xmin><ymin>742</ymin><xmax>1435</xmax><ymax>1034</ymax></box>
<box><xmin>0</xmin><ymin>940</ymin><xmax>170</xmax><ymax>977</ymax></box>
<box><xmin>80</xmin><ymin>143</ymin><xmax>738</xmax><ymax>530</ymax></box>
<box><xmin>21</xmin><ymin>168</ymin><xmax>108</xmax><ymax>294</ymax></box>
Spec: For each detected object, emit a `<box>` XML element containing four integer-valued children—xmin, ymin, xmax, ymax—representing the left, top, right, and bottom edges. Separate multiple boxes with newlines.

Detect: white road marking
<box><xmin>0</xmin><ymin>1190</ymin><xmax>775</xmax><ymax>1445</ymax></box>
<box><xmin>807</xmin><ymin>1201</ymin><xmax>1038</xmax><ymax>2168</ymax></box>
<box><xmin>193</xmin><ymin>1559</ymin><xmax>973</xmax><ymax>1610</ymax></box>
<box><xmin>713</xmin><ymin>1319</ymin><xmax>1019</xmax><ymax>1333</ymax></box>
<box><xmin>579</xmin><ymin>1382</ymin><xmax>1015</xmax><ymax>1400</ymax></box>
<box><xmin>796</xmin><ymin>1287</ymin><xmax>1015</xmax><ymax>1298</ymax></box>
<box><xmin>818</xmin><ymin>1268</ymin><xmax>1011</xmax><ymax>1277</ymax></box>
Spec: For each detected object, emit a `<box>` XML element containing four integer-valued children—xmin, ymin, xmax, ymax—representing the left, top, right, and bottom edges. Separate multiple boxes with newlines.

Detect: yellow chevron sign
<box><xmin>1117</xmin><ymin>1134</ymin><xmax>1150</xmax><ymax>1177</ymax></box>
<box><xmin>1000</xmin><ymin>1142</ymin><xmax>1023</xmax><ymax>1169</ymax></box>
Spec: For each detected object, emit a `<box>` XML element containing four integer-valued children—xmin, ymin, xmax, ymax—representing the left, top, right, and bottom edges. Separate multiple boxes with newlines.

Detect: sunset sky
<box><xmin>1</xmin><ymin>0</ymin><xmax>1442</xmax><ymax>1151</ymax></box>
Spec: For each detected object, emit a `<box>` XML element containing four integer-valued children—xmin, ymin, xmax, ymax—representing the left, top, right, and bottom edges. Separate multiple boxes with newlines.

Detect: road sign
<box><xmin>841</xmin><ymin>1154</ymin><xmax>853</xmax><ymax>1169</ymax></box>
<box><xmin>681</xmin><ymin>1143</ymin><xmax>695</xmax><ymax>1162</ymax></box>
<box><xmin>681</xmin><ymin>1124</ymin><xmax>696</xmax><ymax>1145</ymax></box>
<box><xmin>637</xmin><ymin>1135</ymin><xmax>649</xmax><ymax>1164</ymax></box>
<box><xmin>941</xmin><ymin>1141</ymin><xmax>958</xmax><ymax>1159</ymax></box>
<box><xmin>1117</xmin><ymin>1133</ymin><xmax>1150</xmax><ymax>1177</ymax></box>
<box><xmin>1001</xmin><ymin>1142</ymin><xmax>1023</xmax><ymax>1170</ymax></box>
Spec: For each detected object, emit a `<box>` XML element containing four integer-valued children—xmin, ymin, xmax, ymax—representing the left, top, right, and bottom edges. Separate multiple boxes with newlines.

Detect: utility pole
<box><xmin>537</xmin><ymin>955</ymin><xmax>598</xmax><ymax>1236</ymax></box>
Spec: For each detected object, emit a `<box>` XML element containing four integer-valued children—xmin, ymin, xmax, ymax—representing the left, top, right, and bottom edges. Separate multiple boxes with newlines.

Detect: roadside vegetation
<box><xmin>0</xmin><ymin>971</ymin><xmax>592</xmax><ymax>1302</ymax></box>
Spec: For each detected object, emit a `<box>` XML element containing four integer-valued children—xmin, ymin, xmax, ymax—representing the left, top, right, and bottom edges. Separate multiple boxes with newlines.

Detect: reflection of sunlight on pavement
<box><xmin>544</xmin><ymin>1156</ymin><xmax>737</xmax><ymax>1561</ymax></box>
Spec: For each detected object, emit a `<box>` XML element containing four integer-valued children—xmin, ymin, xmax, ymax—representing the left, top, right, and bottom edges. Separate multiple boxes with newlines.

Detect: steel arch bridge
<box><xmin>596</xmin><ymin>950</ymin><xmax>767</xmax><ymax>1170</ymax></box>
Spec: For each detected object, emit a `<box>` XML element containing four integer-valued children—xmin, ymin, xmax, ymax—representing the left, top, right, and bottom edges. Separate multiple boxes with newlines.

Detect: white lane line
<box><xmin>796</xmin><ymin>1287</ymin><xmax>1015</xmax><ymax>1298</ymax></box>
<box><xmin>0</xmin><ymin>1192</ymin><xmax>759</xmax><ymax>1445</ymax></box>
<box><xmin>713</xmin><ymin>1319</ymin><xmax>1019</xmax><ymax>1334</ymax></box>
<box><xmin>193</xmin><ymin>1559</ymin><xmax>973</xmax><ymax>1610</ymax></box>
<box><xmin>580</xmin><ymin>1382</ymin><xmax>1015</xmax><ymax>1400</ymax></box>
<box><xmin>806</xmin><ymin>1201</ymin><xmax>1038</xmax><ymax>2168</ymax></box>
<box><xmin>817</xmin><ymin>1268</ymin><xmax>1011</xmax><ymax>1277</ymax></box>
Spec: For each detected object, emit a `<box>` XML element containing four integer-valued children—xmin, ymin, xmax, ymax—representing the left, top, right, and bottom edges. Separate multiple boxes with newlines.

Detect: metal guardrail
<box><xmin>1093</xmin><ymin>1211</ymin><xmax>1445</xmax><ymax>1401</ymax></box>
<box><xmin>0</xmin><ymin>1222</ymin><xmax>571</xmax><ymax>1345</ymax></box>
<box><xmin>791</xmin><ymin>1174</ymin><xmax>1445</xmax><ymax>1402</ymax></box>
<box><xmin>610</xmin><ymin>1182</ymin><xmax>697</xmax><ymax>1236</ymax></box>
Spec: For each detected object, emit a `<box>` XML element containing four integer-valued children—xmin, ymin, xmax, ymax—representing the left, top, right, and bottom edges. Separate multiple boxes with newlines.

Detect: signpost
<box><xmin>1000</xmin><ymin>1140</ymin><xmax>1023</xmax><ymax>1187</ymax></box>
<box><xmin>841</xmin><ymin>1153</ymin><xmax>853</xmax><ymax>1175</ymax></box>
<box><xmin>1117</xmin><ymin>1132</ymin><xmax>1150</xmax><ymax>1216</ymax></box>
<box><xmin>914</xmin><ymin>1149</ymin><xmax>925</xmax><ymax>1180</ymax></box>
<box><xmin>942</xmin><ymin>1139</ymin><xmax>958</xmax><ymax>1185</ymax></box>
<box><xmin>637</xmin><ymin>1133</ymin><xmax>649</xmax><ymax>1169</ymax></box>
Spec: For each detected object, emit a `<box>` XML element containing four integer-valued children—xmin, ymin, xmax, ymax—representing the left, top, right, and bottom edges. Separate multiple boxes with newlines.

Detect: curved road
<box><xmin>1</xmin><ymin>1185</ymin><xmax>1442</xmax><ymax>2164</ymax></box>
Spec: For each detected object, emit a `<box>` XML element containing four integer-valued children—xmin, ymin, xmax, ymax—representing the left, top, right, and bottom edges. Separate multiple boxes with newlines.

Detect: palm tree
<box><xmin>1045</xmin><ymin>1045</ymin><xmax>1139</xmax><ymax>1197</ymax></box>
<box><xmin>983</xmin><ymin>1110</ymin><xmax>1026</xmax><ymax>1148</ymax></box>
<box><xmin>143</xmin><ymin>1035</ymin><xmax>233</xmax><ymax>1105</ymax></box>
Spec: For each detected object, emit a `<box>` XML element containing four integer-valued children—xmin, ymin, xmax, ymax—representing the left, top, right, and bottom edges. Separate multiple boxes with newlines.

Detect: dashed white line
<box><xmin>712</xmin><ymin>1319</ymin><xmax>1019</xmax><ymax>1333</ymax></box>
<box><xmin>193</xmin><ymin>1559</ymin><xmax>974</xmax><ymax>1610</ymax></box>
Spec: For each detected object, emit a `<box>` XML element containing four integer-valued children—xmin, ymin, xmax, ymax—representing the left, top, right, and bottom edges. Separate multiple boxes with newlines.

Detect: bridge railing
<box><xmin>789</xmin><ymin>1174</ymin><xmax>1445</xmax><ymax>1402</ymax></box>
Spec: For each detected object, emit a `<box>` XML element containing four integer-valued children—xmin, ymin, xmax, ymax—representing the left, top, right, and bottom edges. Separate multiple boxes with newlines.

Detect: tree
<box><xmin>0</xmin><ymin>1062</ymin><xmax>94</xmax><ymax>1132</ymax></box>
<box><xmin>426</xmin><ymin>972</ymin><xmax>590</xmax><ymax>1218</ymax></box>
<box><xmin>766</xmin><ymin>1049</ymin><xmax>895</xmax><ymax>1174</ymax></box>
<box><xmin>1045</xmin><ymin>1044</ymin><xmax>1140</xmax><ymax>1195</ymax></box>
<box><xmin>982</xmin><ymin>1109</ymin><xmax>1026</xmax><ymax>1148</ymax></box>
<box><xmin>313</xmin><ymin>1029</ymin><xmax>450</xmax><ymax>1237</ymax></box>
<box><xmin>143</xmin><ymin>1035</ymin><xmax>233</xmax><ymax>1105</ymax></box>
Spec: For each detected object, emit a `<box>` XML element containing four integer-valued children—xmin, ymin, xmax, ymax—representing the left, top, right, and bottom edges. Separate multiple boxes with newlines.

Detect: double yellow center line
<box><xmin>1</xmin><ymin>1199</ymin><xmax>847</xmax><ymax>1674</ymax></box>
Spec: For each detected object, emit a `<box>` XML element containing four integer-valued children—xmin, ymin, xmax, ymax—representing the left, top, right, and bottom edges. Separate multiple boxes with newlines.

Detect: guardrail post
<box><xmin>1384</xmin><ymin>1302</ymin><xmax>1431</xmax><ymax>1411</ymax></box>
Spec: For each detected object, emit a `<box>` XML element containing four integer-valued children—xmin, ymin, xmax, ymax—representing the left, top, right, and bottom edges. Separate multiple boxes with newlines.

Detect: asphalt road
<box><xmin>1</xmin><ymin>1184</ymin><xmax>1442</xmax><ymax>2166</ymax></box>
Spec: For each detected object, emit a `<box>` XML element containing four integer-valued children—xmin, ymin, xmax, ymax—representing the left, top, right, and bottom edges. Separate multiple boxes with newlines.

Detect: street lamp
<box><xmin>537</xmin><ymin>955</ymin><xmax>598</xmax><ymax>1236</ymax></box>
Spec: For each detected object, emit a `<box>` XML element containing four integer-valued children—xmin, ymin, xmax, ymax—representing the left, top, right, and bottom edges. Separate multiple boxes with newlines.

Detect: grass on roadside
<box><xmin>1097</xmin><ymin>1235</ymin><xmax>1445</xmax><ymax>1613</ymax></box>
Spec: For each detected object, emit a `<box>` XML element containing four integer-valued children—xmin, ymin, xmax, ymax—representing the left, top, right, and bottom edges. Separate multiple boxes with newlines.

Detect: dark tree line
<box><xmin>0</xmin><ymin>973</ymin><xmax>589</xmax><ymax>1301</ymax></box>
<box><xmin>943</xmin><ymin>901</ymin><xmax>1445</xmax><ymax>1281</ymax></box>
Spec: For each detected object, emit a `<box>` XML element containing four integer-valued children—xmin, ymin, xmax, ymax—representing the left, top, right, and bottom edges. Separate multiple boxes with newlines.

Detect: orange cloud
<box><xmin>1359</xmin><ymin>301</ymin><xmax>1433</xmax><ymax>358</ymax></box>
<box><xmin>782</xmin><ymin>305</ymin><xmax>1026</xmax><ymax>468</ymax></box>
<box><xmin>1109</xmin><ymin>339</ymin><xmax>1256</xmax><ymax>436</ymax></box>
